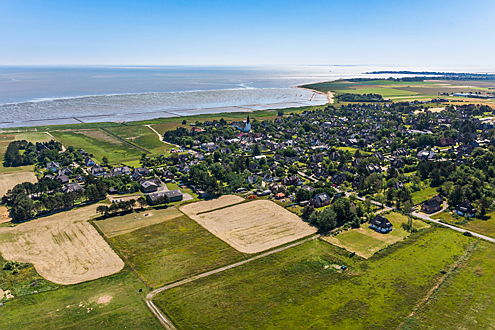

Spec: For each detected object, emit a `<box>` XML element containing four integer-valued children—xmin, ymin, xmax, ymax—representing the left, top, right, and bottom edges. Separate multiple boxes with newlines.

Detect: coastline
<box><xmin>0</xmin><ymin>86</ymin><xmax>328</xmax><ymax>129</ymax></box>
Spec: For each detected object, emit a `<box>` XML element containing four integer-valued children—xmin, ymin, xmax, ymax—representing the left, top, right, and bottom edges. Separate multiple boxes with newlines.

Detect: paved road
<box><xmin>145</xmin><ymin>234</ymin><xmax>319</xmax><ymax>329</ymax></box>
<box><xmin>412</xmin><ymin>211</ymin><xmax>495</xmax><ymax>243</ymax></box>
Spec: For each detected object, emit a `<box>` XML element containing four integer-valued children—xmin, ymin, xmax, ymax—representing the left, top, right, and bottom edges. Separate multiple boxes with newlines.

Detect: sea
<box><xmin>0</xmin><ymin>65</ymin><xmax>491</xmax><ymax>128</ymax></box>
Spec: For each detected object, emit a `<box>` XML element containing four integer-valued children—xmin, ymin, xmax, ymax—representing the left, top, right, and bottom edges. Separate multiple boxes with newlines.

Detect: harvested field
<box><xmin>0</xmin><ymin>205</ymin><xmax>124</xmax><ymax>285</ymax></box>
<box><xmin>0</xmin><ymin>206</ymin><xmax>10</xmax><ymax>223</ymax></box>
<box><xmin>95</xmin><ymin>207</ymin><xmax>182</xmax><ymax>237</ymax></box>
<box><xmin>73</xmin><ymin>129</ymin><xmax>124</xmax><ymax>145</ymax></box>
<box><xmin>182</xmin><ymin>199</ymin><xmax>316</xmax><ymax>253</ymax></box>
<box><xmin>0</xmin><ymin>171</ymin><xmax>37</xmax><ymax>197</ymax></box>
<box><xmin>180</xmin><ymin>195</ymin><xmax>244</xmax><ymax>215</ymax></box>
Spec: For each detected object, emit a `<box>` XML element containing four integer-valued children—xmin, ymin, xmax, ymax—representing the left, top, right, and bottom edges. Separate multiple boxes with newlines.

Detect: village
<box><xmin>1</xmin><ymin>93</ymin><xmax>495</xmax><ymax>329</ymax></box>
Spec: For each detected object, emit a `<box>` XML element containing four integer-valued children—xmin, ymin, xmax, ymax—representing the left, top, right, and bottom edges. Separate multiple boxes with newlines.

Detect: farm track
<box><xmin>145</xmin><ymin>234</ymin><xmax>319</xmax><ymax>329</ymax></box>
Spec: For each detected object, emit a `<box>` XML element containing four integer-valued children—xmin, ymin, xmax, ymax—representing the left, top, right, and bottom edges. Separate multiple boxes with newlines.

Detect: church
<box><xmin>233</xmin><ymin>115</ymin><xmax>251</xmax><ymax>132</ymax></box>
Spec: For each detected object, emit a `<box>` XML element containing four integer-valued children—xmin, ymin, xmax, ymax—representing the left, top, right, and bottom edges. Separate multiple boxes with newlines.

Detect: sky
<box><xmin>1</xmin><ymin>0</ymin><xmax>494</xmax><ymax>67</ymax></box>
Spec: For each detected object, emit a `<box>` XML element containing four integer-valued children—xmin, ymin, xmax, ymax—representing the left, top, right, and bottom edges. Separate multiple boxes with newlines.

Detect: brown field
<box><xmin>0</xmin><ymin>204</ymin><xmax>124</xmax><ymax>285</ymax></box>
<box><xmin>0</xmin><ymin>171</ymin><xmax>37</xmax><ymax>197</ymax></box>
<box><xmin>182</xmin><ymin>199</ymin><xmax>316</xmax><ymax>254</ymax></box>
<box><xmin>0</xmin><ymin>206</ymin><xmax>10</xmax><ymax>223</ymax></box>
<box><xmin>180</xmin><ymin>195</ymin><xmax>245</xmax><ymax>215</ymax></box>
<box><xmin>73</xmin><ymin>129</ymin><xmax>124</xmax><ymax>145</ymax></box>
<box><xmin>95</xmin><ymin>207</ymin><xmax>183</xmax><ymax>237</ymax></box>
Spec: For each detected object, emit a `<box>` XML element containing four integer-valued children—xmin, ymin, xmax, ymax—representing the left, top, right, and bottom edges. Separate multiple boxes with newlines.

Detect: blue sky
<box><xmin>1</xmin><ymin>0</ymin><xmax>494</xmax><ymax>67</ymax></box>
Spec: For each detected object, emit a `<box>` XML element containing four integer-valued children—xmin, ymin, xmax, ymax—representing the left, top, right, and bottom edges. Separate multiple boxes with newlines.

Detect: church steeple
<box><xmin>246</xmin><ymin>115</ymin><xmax>250</xmax><ymax>123</ymax></box>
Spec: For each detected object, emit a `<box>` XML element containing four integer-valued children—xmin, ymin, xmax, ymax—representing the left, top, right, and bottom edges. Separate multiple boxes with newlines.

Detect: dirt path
<box><xmin>145</xmin><ymin>234</ymin><xmax>319</xmax><ymax>329</ymax></box>
<box><xmin>400</xmin><ymin>242</ymin><xmax>477</xmax><ymax>327</ymax></box>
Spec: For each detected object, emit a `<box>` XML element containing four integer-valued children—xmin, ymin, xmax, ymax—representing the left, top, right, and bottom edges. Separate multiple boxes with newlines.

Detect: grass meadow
<box><xmin>50</xmin><ymin>129</ymin><xmax>143</xmax><ymax>163</ymax></box>
<box><xmin>403</xmin><ymin>241</ymin><xmax>495</xmax><ymax>329</ymax></box>
<box><xmin>0</xmin><ymin>269</ymin><xmax>160</xmax><ymax>329</ymax></box>
<box><xmin>155</xmin><ymin>227</ymin><xmax>472</xmax><ymax>329</ymax></box>
<box><xmin>108</xmin><ymin>215</ymin><xmax>248</xmax><ymax>288</ymax></box>
<box><xmin>433</xmin><ymin>210</ymin><xmax>495</xmax><ymax>238</ymax></box>
<box><xmin>411</xmin><ymin>186</ymin><xmax>438</xmax><ymax>204</ymax></box>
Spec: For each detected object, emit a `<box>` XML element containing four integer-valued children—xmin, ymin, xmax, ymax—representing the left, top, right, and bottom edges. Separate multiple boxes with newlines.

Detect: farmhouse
<box><xmin>369</xmin><ymin>215</ymin><xmax>392</xmax><ymax>233</ymax></box>
<box><xmin>147</xmin><ymin>190</ymin><xmax>183</xmax><ymax>205</ymax></box>
<box><xmin>421</xmin><ymin>195</ymin><xmax>443</xmax><ymax>213</ymax></box>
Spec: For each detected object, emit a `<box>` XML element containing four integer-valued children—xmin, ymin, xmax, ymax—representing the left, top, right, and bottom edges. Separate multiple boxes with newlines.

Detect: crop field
<box><xmin>0</xmin><ymin>270</ymin><xmax>160</xmax><ymax>329</ymax></box>
<box><xmin>155</xmin><ymin>228</ymin><xmax>472</xmax><ymax>329</ymax></box>
<box><xmin>0</xmin><ymin>171</ymin><xmax>37</xmax><ymax>198</ymax></box>
<box><xmin>50</xmin><ymin>129</ymin><xmax>142</xmax><ymax>163</ymax></box>
<box><xmin>179</xmin><ymin>194</ymin><xmax>244</xmax><ymax>215</ymax></box>
<box><xmin>108</xmin><ymin>214</ymin><xmax>247</xmax><ymax>287</ymax></box>
<box><xmin>106</xmin><ymin>124</ymin><xmax>174</xmax><ymax>154</ymax></box>
<box><xmin>94</xmin><ymin>207</ymin><xmax>182</xmax><ymax>237</ymax></box>
<box><xmin>433</xmin><ymin>210</ymin><xmax>495</xmax><ymax>238</ymax></box>
<box><xmin>404</xmin><ymin>241</ymin><xmax>495</xmax><ymax>329</ymax></box>
<box><xmin>0</xmin><ymin>204</ymin><xmax>124</xmax><ymax>285</ymax></box>
<box><xmin>323</xmin><ymin>212</ymin><xmax>430</xmax><ymax>258</ymax></box>
<box><xmin>411</xmin><ymin>186</ymin><xmax>438</xmax><ymax>204</ymax></box>
<box><xmin>182</xmin><ymin>198</ymin><xmax>317</xmax><ymax>253</ymax></box>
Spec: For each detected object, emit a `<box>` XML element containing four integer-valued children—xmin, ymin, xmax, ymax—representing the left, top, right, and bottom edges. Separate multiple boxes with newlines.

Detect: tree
<box><xmin>102</xmin><ymin>156</ymin><xmax>109</xmax><ymax>166</ymax></box>
<box><xmin>137</xmin><ymin>196</ymin><xmax>147</xmax><ymax>209</ymax></box>
<box><xmin>314</xmin><ymin>208</ymin><xmax>338</xmax><ymax>232</ymax></box>
<box><xmin>96</xmin><ymin>205</ymin><xmax>109</xmax><ymax>217</ymax></box>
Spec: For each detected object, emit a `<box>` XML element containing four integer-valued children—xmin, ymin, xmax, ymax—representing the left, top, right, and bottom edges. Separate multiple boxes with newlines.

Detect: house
<box><xmin>310</xmin><ymin>193</ymin><xmax>331</xmax><ymax>208</ymax></box>
<box><xmin>141</xmin><ymin>180</ymin><xmax>159</xmax><ymax>193</ymax></box>
<box><xmin>132</xmin><ymin>167</ymin><xmax>151</xmax><ymax>180</ymax></box>
<box><xmin>455</xmin><ymin>202</ymin><xmax>476</xmax><ymax>217</ymax></box>
<box><xmin>46</xmin><ymin>161</ymin><xmax>60</xmax><ymax>172</ymax></box>
<box><xmin>274</xmin><ymin>192</ymin><xmax>286</xmax><ymax>199</ymax></box>
<box><xmin>421</xmin><ymin>195</ymin><xmax>443</xmax><ymax>213</ymax></box>
<box><xmin>146</xmin><ymin>190</ymin><xmax>183</xmax><ymax>205</ymax></box>
<box><xmin>256</xmin><ymin>189</ymin><xmax>272</xmax><ymax>197</ymax></box>
<box><xmin>62</xmin><ymin>183</ymin><xmax>84</xmax><ymax>193</ymax></box>
<box><xmin>90</xmin><ymin>165</ymin><xmax>107</xmax><ymax>177</ymax></box>
<box><xmin>56</xmin><ymin>174</ymin><xmax>69</xmax><ymax>184</ymax></box>
<box><xmin>85</xmin><ymin>157</ymin><xmax>96</xmax><ymax>167</ymax></box>
<box><xmin>164</xmin><ymin>190</ymin><xmax>183</xmax><ymax>202</ymax></box>
<box><xmin>417</xmin><ymin>150</ymin><xmax>437</xmax><ymax>160</ymax></box>
<box><xmin>110</xmin><ymin>166</ymin><xmax>131</xmax><ymax>177</ymax></box>
<box><xmin>369</xmin><ymin>215</ymin><xmax>393</xmax><ymax>233</ymax></box>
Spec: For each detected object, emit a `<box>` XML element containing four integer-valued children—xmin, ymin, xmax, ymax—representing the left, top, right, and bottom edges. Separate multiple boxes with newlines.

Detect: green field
<box><xmin>50</xmin><ymin>129</ymin><xmax>143</xmax><ymax>164</ymax></box>
<box><xmin>323</xmin><ymin>212</ymin><xmax>429</xmax><ymax>258</ymax></box>
<box><xmin>411</xmin><ymin>186</ymin><xmax>438</xmax><ymax>204</ymax></box>
<box><xmin>0</xmin><ymin>269</ymin><xmax>160</xmax><ymax>329</ymax></box>
<box><xmin>155</xmin><ymin>228</ymin><xmax>472</xmax><ymax>329</ymax></box>
<box><xmin>108</xmin><ymin>215</ymin><xmax>247</xmax><ymax>288</ymax></box>
<box><xmin>0</xmin><ymin>255</ymin><xmax>58</xmax><ymax>302</ymax></box>
<box><xmin>404</xmin><ymin>241</ymin><xmax>495</xmax><ymax>329</ymax></box>
<box><xmin>433</xmin><ymin>210</ymin><xmax>495</xmax><ymax>238</ymax></box>
<box><xmin>106</xmin><ymin>125</ymin><xmax>175</xmax><ymax>154</ymax></box>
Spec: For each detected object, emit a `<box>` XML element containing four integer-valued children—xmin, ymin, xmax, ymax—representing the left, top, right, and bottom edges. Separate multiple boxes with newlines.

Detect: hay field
<box><xmin>0</xmin><ymin>205</ymin><xmax>124</xmax><ymax>285</ymax></box>
<box><xmin>182</xmin><ymin>198</ymin><xmax>316</xmax><ymax>253</ymax></box>
<box><xmin>180</xmin><ymin>195</ymin><xmax>244</xmax><ymax>215</ymax></box>
<box><xmin>0</xmin><ymin>171</ymin><xmax>37</xmax><ymax>197</ymax></box>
